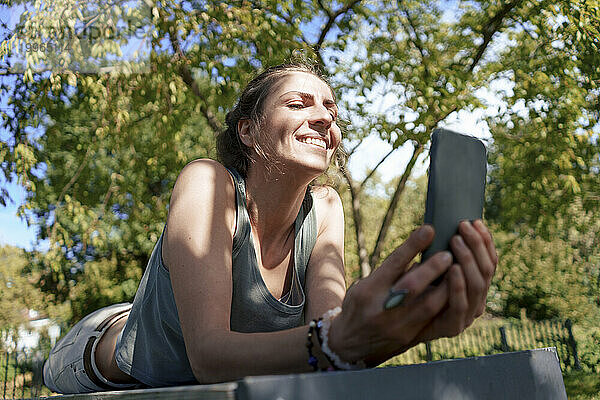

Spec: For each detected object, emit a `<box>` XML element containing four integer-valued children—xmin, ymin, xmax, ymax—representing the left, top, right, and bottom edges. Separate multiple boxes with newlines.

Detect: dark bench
<box><xmin>45</xmin><ymin>348</ymin><xmax>567</xmax><ymax>400</ymax></box>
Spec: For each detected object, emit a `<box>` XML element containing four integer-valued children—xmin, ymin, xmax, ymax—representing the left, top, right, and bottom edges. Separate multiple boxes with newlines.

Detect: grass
<box><xmin>564</xmin><ymin>370</ymin><xmax>600</xmax><ymax>400</ymax></box>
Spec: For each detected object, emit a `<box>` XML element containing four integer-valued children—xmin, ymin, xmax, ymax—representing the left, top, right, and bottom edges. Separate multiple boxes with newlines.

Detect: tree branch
<box><xmin>347</xmin><ymin>140</ymin><xmax>363</xmax><ymax>157</ymax></box>
<box><xmin>48</xmin><ymin>144</ymin><xmax>93</xmax><ymax>241</ymax></box>
<box><xmin>340</xmin><ymin>165</ymin><xmax>372</xmax><ymax>277</ymax></box>
<box><xmin>314</xmin><ymin>0</ymin><xmax>361</xmax><ymax>55</ymax></box>
<box><xmin>247</xmin><ymin>0</ymin><xmax>314</xmax><ymax>52</ymax></box>
<box><xmin>467</xmin><ymin>0</ymin><xmax>524</xmax><ymax>73</ymax></box>
<box><xmin>399</xmin><ymin>4</ymin><xmax>431</xmax><ymax>80</ymax></box>
<box><xmin>167</xmin><ymin>28</ymin><xmax>223</xmax><ymax>134</ymax></box>
<box><xmin>316</xmin><ymin>0</ymin><xmax>333</xmax><ymax>19</ymax></box>
<box><xmin>359</xmin><ymin>146</ymin><xmax>396</xmax><ymax>190</ymax></box>
<box><xmin>369</xmin><ymin>142</ymin><xmax>424</xmax><ymax>268</ymax></box>
<box><xmin>82</xmin><ymin>179</ymin><xmax>118</xmax><ymax>254</ymax></box>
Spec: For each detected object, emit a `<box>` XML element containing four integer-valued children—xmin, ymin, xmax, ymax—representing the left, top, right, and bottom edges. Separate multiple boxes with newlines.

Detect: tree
<box><xmin>0</xmin><ymin>245</ymin><xmax>67</xmax><ymax>344</ymax></box>
<box><xmin>484</xmin><ymin>0</ymin><xmax>599</xmax><ymax>235</ymax></box>
<box><xmin>1</xmin><ymin>0</ymin><xmax>598</xmax><ymax>322</ymax></box>
<box><xmin>333</xmin><ymin>0</ymin><xmax>599</xmax><ymax>276</ymax></box>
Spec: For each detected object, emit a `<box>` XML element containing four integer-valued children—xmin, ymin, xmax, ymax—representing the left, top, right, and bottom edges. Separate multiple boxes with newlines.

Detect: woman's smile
<box><xmin>296</xmin><ymin>136</ymin><xmax>328</xmax><ymax>150</ymax></box>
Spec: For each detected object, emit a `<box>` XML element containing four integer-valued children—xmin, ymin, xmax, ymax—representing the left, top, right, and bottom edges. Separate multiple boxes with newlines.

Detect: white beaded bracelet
<box><xmin>317</xmin><ymin>307</ymin><xmax>366</xmax><ymax>371</ymax></box>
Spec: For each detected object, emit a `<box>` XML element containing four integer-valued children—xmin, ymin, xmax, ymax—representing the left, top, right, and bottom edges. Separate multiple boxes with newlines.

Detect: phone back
<box><xmin>422</xmin><ymin>128</ymin><xmax>487</xmax><ymax>261</ymax></box>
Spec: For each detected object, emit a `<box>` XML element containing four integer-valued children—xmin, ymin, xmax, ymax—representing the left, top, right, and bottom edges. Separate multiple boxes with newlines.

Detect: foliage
<box><xmin>484</xmin><ymin>0</ymin><xmax>599</xmax><ymax>235</ymax></box>
<box><xmin>333</xmin><ymin>0</ymin><xmax>599</xmax><ymax>276</ymax></box>
<box><xmin>564</xmin><ymin>369</ymin><xmax>600</xmax><ymax>400</ymax></box>
<box><xmin>0</xmin><ymin>246</ymin><xmax>43</xmax><ymax>326</ymax></box>
<box><xmin>25</xmin><ymin>69</ymin><xmax>216</xmax><ymax>310</ymax></box>
<box><xmin>573</xmin><ymin>321</ymin><xmax>600</xmax><ymax>373</ymax></box>
<box><xmin>0</xmin><ymin>245</ymin><xmax>67</xmax><ymax>347</ymax></box>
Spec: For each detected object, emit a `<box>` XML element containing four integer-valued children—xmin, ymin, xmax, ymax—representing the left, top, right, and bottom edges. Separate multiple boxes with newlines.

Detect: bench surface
<box><xmin>46</xmin><ymin>348</ymin><xmax>567</xmax><ymax>400</ymax></box>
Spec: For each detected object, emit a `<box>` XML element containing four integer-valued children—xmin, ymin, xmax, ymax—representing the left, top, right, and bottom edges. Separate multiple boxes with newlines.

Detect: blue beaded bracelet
<box><xmin>306</xmin><ymin>320</ymin><xmax>319</xmax><ymax>371</ymax></box>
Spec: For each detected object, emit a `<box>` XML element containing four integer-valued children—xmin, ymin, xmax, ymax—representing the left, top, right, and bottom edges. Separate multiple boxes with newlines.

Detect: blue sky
<box><xmin>0</xmin><ymin>182</ymin><xmax>38</xmax><ymax>250</ymax></box>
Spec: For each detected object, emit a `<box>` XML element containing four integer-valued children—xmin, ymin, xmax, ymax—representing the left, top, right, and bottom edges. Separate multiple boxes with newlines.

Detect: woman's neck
<box><xmin>244</xmin><ymin>166</ymin><xmax>311</xmax><ymax>248</ymax></box>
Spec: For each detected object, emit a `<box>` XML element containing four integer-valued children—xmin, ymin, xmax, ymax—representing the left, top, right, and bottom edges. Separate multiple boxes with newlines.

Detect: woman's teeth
<box><xmin>298</xmin><ymin>137</ymin><xmax>326</xmax><ymax>149</ymax></box>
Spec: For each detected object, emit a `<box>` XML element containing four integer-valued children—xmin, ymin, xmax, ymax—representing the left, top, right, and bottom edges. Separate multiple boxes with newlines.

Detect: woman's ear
<box><xmin>238</xmin><ymin>119</ymin><xmax>253</xmax><ymax>147</ymax></box>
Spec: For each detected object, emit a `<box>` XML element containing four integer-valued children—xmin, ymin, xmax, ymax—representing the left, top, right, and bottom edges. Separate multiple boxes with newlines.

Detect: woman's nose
<box><xmin>309</xmin><ymin>105</ymin><xmax>333</xmax><ymax>128</ymax></box>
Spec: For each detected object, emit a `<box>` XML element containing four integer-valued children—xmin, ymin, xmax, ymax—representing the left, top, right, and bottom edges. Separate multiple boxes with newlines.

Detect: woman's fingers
<box><xmin>389</xmin><ymin>251</ymin><xmax>452</xmax><ymax>298</ymax></box>
<box><xmin>451</xmin><ymin>220</ymin><xmax>495</xmax><ymax>319</ymax></box>
<box><xmin>458</xmin><ymin>220</ymin><xmax>495</xmax><ymax>283</ymax></box>
<box><xmin>451</xmin><ymin>233</ymin><xmax>485</xmax><ymax>305</ymax></box>
<box><xmin>412</xmin><ymin>264</ymin><xmax>469</xmax><ymax>342</ymax></box>
<box><xmin>446</xmin><ymin>264</ymin><xmax>469</xmax><ymax>332</ymax></box>
<box><xmin>473</xmin><ymin>219</ymin><xmax>498</xmax><ymax>268</ymax></box>
<box><xmin>371</xmin><ymin>225</ymin><xmax>435</xmax><ymax>285</ymax></box>
<box><xmin>405</xmin><ymin>278</ymin><xmax>449</xmax><ymax>325</ymax></box>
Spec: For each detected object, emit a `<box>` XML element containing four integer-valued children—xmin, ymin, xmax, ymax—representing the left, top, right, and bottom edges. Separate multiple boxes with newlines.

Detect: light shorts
<box><xmin>43</xmin><ymin>303</ymin><xmax>140</xmax><ymax>394</ymax></box>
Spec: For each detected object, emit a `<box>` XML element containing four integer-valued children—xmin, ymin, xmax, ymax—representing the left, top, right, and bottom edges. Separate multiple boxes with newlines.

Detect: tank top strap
<box><xmin>225</xmin><ymin>167</ymin><xmax>250</xmax><ymax>257</ymax></box>
<box><xmin>295</xmin><ymin>188</ymin><xmax>317</xmax><ymax>290</ymax></box>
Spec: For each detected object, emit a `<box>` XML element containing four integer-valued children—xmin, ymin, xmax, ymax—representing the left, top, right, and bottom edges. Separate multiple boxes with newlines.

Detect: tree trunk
<box><xmin>341</xmin><ymin>167</ymin><xmax>373</xmax><ymax>277</ymax></box>
<box><xmin>369</xmin><ymin>142</ymin><xmax>424</xmax><ymax>270</ymax></box>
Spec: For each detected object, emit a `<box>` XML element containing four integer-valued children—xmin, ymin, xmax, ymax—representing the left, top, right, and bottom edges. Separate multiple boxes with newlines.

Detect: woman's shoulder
<box><xmin>174</xmin><ymin>159</ymin><xmax>234</xmax><ymax>188</ymax></box>
<box><xmin>309</xmin><ymin>185</ymin><xmax>344</xmax><ymax>235</ymax></box>
<box><xmin>179</xmin><ymin>158</ymin><xmax>231</xmax><ymax>178</ymax></box>
<box><xmin>170</xmin><ymin>159</ymin><xmax>236</xmax><ymax>206</ymax></box>
<box><xmin>310</xmin><ymin>184</ymin><xmax>342</xmax><ymax>206</ymax></box>
<box><xmin>165</xmin><ymin>159</ymin><xmax>237</xmax><ymax>256</ymax></box>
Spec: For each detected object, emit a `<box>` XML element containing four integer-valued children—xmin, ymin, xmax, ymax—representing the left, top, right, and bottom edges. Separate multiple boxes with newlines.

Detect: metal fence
<box><xmin>1</xmin><ymin>319</ymin><xmax>581</xmax><ymax>399</ymax></box>
<box><xmin>1</xmin><ymin>347</ymin><xmax>48</xmax><ymax>400</ymax></box>
<box><xmin>390</xmin><ymin>318</ymin><xmax>581</xmax><ymax>371</ymax></box>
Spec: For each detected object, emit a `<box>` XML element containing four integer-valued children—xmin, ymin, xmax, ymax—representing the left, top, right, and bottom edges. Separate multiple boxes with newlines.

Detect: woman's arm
<box><xmin>304</xmin><ymin>186</ymin><xmax>347</xmax><ymax>322</ymax></box>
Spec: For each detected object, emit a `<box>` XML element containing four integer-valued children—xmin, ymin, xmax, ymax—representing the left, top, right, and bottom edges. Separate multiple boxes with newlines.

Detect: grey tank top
<box><xmin>115</xmin><ymin>167</ymin><xmax>318</xmax><ymax>387</ymax></box>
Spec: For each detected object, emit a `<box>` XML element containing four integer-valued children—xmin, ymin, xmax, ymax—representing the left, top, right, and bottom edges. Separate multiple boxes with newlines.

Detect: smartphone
<box><xmin>422</xmin><ymin>128</ymin><xmax>487</xmax><ymax>283</ymax></box>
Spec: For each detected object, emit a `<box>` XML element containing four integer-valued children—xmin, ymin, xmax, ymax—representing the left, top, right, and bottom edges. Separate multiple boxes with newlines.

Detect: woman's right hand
<box><xmin>326</xmin><ymin>225</ymin><xmax>454</xmax><ymax>367</ymax></box>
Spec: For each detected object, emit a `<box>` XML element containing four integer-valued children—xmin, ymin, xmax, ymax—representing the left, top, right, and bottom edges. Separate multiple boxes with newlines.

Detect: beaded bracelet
<box><xmin>306</xmin><ymin>320</ymin><xmax>320</xmax><ymax>371</ymax></box>
<box><xmin>317</xmin><ymin>307</ymin><xmax>366</xmax><ymax>371</ymax></box>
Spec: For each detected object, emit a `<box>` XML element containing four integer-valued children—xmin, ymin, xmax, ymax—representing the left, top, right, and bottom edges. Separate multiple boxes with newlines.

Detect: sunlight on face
<box><xmin>254</xmin><ymin>71</ymin><xmax>341</xmax><ymax>173</ymax></box>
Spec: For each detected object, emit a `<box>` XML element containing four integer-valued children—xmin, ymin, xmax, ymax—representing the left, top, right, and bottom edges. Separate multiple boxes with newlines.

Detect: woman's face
<box><xmin>250</xmin><ymin>71</ymin><xmax>342</xmax><ymax>177</ymax></box>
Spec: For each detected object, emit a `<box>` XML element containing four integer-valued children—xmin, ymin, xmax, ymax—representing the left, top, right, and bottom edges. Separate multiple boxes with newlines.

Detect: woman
<box><xmin>43</xmin><ymin>61</ymin><xmax>497</xmax><ymax>393</ymax></box>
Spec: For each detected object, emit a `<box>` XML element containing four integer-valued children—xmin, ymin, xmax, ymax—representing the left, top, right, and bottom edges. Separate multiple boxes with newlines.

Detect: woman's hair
<box><xmin>216</xmin><ymin>60</ymin><xmax>346</xmax><ymax>178</ymax></box>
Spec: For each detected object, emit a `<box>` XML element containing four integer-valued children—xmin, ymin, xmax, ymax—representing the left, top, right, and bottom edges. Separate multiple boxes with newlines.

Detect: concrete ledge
<box><xmin>44</xmin><ymin>383</ymin><xmax>238</xmax><ymax>400</ymax></box>
<box><xmin>46</xmin><ymin>348</ymin><xmax>567</xmax><ymax>400</ymax></box>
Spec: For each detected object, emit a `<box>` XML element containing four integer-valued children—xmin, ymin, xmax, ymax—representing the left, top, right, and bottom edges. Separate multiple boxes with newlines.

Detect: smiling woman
<box><xmin>236</xmin><ymin>71</ymin><xmax>342</xmax><ymax>182</ymax></box>
<box><xmin>43</xmin><ymin>60</ymin><xmax>498</xmax><ymax>393</ymax></box>
<box><xmin>216</xmin><ymin>63</ymin><xmax>343</xmax><ymax>180</ymax></box>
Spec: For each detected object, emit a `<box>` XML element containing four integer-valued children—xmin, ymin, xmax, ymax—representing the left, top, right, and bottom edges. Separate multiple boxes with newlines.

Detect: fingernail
<box><xmin>441</xmin><ymin>251</ymin><xmax>452</xmax><ymax>263</ymax></box>
<box><xmin>416</xmin><ymin>226</ymin><xmax>428</xmax><ymax>240</ymax></box>
<box><xmin>454</xmin><ymin>235</ymin><xmax>465</xmax><ymax>248</ymax></box>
